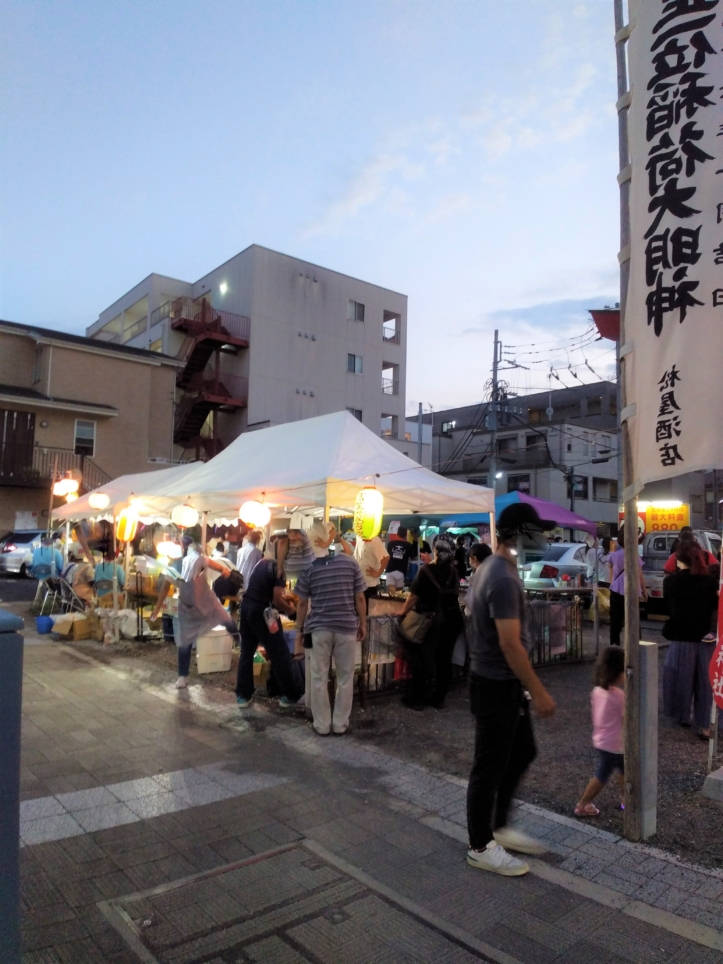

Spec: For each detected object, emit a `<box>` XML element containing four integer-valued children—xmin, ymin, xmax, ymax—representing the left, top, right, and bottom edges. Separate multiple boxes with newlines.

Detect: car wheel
<box><xmin>19</xmin><ymin>563</ymin><xmax>27</xmax><ymax>578</ymax></box>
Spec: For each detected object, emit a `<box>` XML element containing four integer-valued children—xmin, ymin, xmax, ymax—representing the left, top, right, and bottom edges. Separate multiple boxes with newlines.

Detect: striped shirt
<box><xmin>295</xmin><ymin>554</ymin><xmax>366</xmax><ymax>634</ymax></box>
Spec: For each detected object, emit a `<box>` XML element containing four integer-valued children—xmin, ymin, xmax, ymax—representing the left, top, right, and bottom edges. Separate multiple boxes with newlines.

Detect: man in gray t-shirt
<box><xmin>466</xmin><ymin>504</ymin><xmax>556</xmax><ymax>879</ymax></box>
<box><xmin>469</xmin><ymin>553</ymin><xmax>532</xmax><ymax>680</ymax></box>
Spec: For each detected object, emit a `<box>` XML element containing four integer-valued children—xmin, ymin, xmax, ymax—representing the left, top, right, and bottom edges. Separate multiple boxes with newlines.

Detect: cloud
<box><xmin>461</xmin><ymin>296</ymin><xmax>618</xmax><ymax>338</ymax></box>
<box><xmin>302</xmin><ymin>153</ymin><xmax>423</xmax><ymax>237</ymax></box>
<box><xmin>423</xmin><ymin>192</ymin><xmax>472</xmax><ymax>223</ymax></box>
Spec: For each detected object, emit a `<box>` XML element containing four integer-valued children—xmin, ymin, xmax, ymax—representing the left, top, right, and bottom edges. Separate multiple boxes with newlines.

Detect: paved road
<box><xmin>15</xmin><ymin>639</ymin><xmax>723</xmax><ymax>964</ymax></box>
<box><xmin>0</xmin><ymin>574</ymin><xmax>37</xmax><ymax>604</ymax></box>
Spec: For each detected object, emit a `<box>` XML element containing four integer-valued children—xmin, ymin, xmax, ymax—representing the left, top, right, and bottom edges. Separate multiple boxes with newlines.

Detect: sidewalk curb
<box><xmin>424</xmin><ymin>815</ymin><xmax>723</xmax><ymax>952</ymax></box>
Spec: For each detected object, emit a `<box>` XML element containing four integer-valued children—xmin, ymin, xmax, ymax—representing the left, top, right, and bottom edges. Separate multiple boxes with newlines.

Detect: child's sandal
<box><xmin>574</xmin><ymin>804</ymin><xmax>600</xmax><ymax>817</ymax></box>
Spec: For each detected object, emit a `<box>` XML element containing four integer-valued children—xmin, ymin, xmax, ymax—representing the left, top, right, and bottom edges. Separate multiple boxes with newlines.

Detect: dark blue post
<box><xmin>0</xmin><ymin>608</ymin><xmax>23</xmax><ymax>964</ymax></box>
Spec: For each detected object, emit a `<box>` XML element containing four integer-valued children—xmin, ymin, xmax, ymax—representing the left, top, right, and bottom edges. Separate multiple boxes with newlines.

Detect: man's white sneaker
<box><xmin>175</xmin><ymin>677</ymin><xmax>188</xmax><ymax>689</ymax></box>
<box><xmin>467</xmin><ymin>841</ymin><xmax>529</xmax><ymax>876</ymax></box>
<box><xmin>493</xmin><ymin>827</ymin><xmax>545</xmax><ymax>855</ymax></box>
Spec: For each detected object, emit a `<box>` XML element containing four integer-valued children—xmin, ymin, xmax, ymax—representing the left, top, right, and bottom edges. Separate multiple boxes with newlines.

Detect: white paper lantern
<box><xmin>171</xmin><ymin>503</ymin><xmax>199</xmax><ymax>528</ymax></box>
<box><xmin>88</xmin><ymin>492</ymin><xmax>110</xmax><ymax>510</ymax></box>
<box><xmin>53</xmin><ymin>477</ymin><xmax>80</xmax><ymax>497</ymax></box>
<box><xmin>239</xmin><ymin>500</ymin><xmax>271</xmax><ymax>528</ymax></box>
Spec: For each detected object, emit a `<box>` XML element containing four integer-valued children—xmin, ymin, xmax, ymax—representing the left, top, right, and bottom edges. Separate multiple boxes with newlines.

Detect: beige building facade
<box><xmin>0</xmin><ymin>319</ymin><xmax>180</xmax><ymax>533</ymax></box>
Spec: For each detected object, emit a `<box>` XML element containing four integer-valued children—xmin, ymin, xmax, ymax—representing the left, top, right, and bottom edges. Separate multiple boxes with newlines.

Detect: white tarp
<box><xmin>626</xmin><ymin>0</ymin><xmax>723</xmax><ymax>489</ymax></box>
<box><xmin>54</xmin><ymin>462</ymin><xmax>201</xmax><ymax>521</ymax></box>
<box><xmin>107</xmin><ymin>411</ymin><xmax>495</xmax><ymax>519</ymax></box>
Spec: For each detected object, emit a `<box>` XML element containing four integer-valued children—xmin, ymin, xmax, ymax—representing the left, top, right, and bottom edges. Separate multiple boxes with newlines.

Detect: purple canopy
<box><xmin>496</xmin><ymin>491</ymin><xmax>598</xmax><ymax>536</ymax></box>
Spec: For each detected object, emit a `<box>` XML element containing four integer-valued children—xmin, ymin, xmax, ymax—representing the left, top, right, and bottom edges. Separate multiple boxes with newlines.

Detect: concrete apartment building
<box><xmin>86</xmin><ymin>245</ymin><xmax>410</xmax><ymax>462</ymax></box>
<box><xmin>432</xmin><ymin>379</ymin><xmax>711</xmax><ymax>532</ymax></box>
<box><xmin>0</xmin><ymin>320</ymin><xmax>179</xmax><ymax>532</ymax></box>
<box><xmin>432</xmin><ymin>382</ymin><xmax>622</xmax><ymax>533</ymax></box>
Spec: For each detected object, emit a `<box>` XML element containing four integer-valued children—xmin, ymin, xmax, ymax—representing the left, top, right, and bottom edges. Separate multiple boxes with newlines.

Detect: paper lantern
<box><xmin>65</xmin><ymin>492</ymin><xmax>79</xmax><ymax>503</ymax></box>
<box><xmin>239</xmin><ymin>501</ymin><xmax>271</xmax><ymax>528</ymax></box>
<box><xmin>157</xmin><ymin>540</ymin><xmax>183</xmax><ymax>559</ymax></box>
<box><xmin>53</xmin><ymin>477</ymin><xmax>80</xmax><ymax>497</ymax></box>
<box><xmin>88</xmin><ymin>491</ymin><xmax>110</xmax><ymax>510</ymax></box>
<box><xmin>116</xmin><ymin>506</ymin><xmax>139</xmax><ymax>543</ymax></box>
<box><xmin>353</xmin><ymin>487</ymin><xmax>384</xmax><ymax>540</ymax></box>
<box><xmin>171</xmin><ymin>503</ymin><xmax>199</xmax><ymax>528</ymax></box>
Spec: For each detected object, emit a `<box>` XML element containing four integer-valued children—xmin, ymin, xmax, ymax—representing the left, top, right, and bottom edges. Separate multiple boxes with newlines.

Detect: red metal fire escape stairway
<box><xmin>168</xmin><ymin>298</ymin><xmax>250</xmax><ymax>450</ymax></box>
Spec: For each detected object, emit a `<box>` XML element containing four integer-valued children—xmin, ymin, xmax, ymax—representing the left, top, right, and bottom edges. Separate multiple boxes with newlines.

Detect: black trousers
<box><xmin>466</xmin><ymin>674</ymin><xmax>537</xmax><ymax>850</ymax></box>
<box><xmin>609</xmin><ymin>590</ymin><xmax>625</xmax><ymax>647</ymax></box>
<box><xmin>405</xmin><ymin>609</ymin><xmax>462</xmax><ymax>705</ymax></box>
<box><xmin>235</xmin><ymin>602</ymin><xmax>301</xmax><ymax>701</ymax></box>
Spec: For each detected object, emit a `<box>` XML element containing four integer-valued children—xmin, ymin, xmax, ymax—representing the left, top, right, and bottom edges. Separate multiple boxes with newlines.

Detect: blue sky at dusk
<box><xmin>2</xmin><ymin>0</ymin><xmax>621</xmax><ymax>411</ymax></box>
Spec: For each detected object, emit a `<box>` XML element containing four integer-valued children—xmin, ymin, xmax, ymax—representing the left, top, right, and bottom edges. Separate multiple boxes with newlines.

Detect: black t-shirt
<box><xmin>410</xmin><ymin>564</ymin><xmax>460</xmax><ymax>614</ymax></box>
<box><xmin>663</xmin><ymin>570</ymin><xmax>718</xmax><ymax>642</ymax></box>
<box><xmin>243</xmin><ymin>559</ymin><xmax>285</xmax><ymax>606</ymax></box>
<box><xmin>454</xmin><ymin>547</ymin><xmax>468</xmax><ymax>575</ymax></box>
<box><xmin>386</xmin><ymin>539</ymin><xmax>414</xmax><ymax>575</ymax></box>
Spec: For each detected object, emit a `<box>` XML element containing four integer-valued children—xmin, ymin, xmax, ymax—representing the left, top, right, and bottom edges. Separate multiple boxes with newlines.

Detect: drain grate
<box><xmin>99</xmin><ymin>840</ymin><xmax>508</xmax><ymax>964</ymax></box>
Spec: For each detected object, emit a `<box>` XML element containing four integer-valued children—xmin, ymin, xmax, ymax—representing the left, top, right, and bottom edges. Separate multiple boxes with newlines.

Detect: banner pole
<box><xmin>614</xmin><ymin>0</ymin><xmax>644</xmax><ymax>842</ymax></box>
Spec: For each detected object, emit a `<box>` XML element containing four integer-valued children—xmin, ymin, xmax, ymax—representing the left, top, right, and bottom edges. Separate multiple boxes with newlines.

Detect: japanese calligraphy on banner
<box><xmin>626</xmin><ymin>0</ymin><xmax>723</xmax><ymax>487</ymax></box>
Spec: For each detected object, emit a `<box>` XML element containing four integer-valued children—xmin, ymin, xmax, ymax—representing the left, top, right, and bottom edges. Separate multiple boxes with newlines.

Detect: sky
<box><xmin>1</xmin><ymin>0</ymin><xmax>621</xmax><ymax>414</ymax></box>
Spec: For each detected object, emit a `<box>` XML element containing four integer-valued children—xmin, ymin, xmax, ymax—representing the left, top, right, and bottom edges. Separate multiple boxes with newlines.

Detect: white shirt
<box><xmin>354</xmin><ymin>536</ymin><xmax>388</xmax><ymax>588</ymax></box>
<box><xmin>237</xmin><ymin>542</ymin><xmax>263</xmax><ymax>588</ymax></box>
<box><xmin>308</xmin><ymin>520</ymin><xmax>335</xmax><ymax>558</ymax></box>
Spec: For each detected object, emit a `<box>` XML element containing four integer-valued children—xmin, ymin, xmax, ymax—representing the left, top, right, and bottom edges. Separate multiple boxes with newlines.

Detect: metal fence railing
<box><xmin>152</xmin><ymin>297</ymin><xmax>250</xmax><ymax>343</ymax></box>
<box><xmin>381</xmin><ymin>378</ymin><xmax>400</xmax><ymax>396</ymax></box>
<box><xmin>525</xmin><ymin>590</ymin><xmax>586</xmax><ymax>665</ymax></box>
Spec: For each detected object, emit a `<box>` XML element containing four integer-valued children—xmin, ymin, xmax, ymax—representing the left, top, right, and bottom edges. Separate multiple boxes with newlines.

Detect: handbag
<box><xmin>398</xmin><ymin>566</ymin><xmax>456</xmax><ymax>645</ymax></box>
<box><xmin>398</xmin><ymin>609</ymin><xmax>435</xmax><ymax>645</ymax></box>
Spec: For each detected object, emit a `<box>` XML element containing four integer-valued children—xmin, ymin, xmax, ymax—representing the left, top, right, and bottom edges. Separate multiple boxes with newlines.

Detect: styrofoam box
<box><xmin>196</xmin><ymin>627</ymin><xmax>233</xmax><ymax>674</ymax></box>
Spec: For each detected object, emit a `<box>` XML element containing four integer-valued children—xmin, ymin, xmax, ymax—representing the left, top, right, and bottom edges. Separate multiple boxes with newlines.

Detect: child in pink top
<box><xmin>575</xmin><ymin>647</ymin><xmax>625</xmax><ymax>817</ymax></box>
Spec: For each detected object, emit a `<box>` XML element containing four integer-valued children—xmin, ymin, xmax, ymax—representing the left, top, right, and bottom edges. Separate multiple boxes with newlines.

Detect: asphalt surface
<box><xmin>0</xmin><ymin>573</ymin><xmax>37</xmax><ymax>603</ymax></box>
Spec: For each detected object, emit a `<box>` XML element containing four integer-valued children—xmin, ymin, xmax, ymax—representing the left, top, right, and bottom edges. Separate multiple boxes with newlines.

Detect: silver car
<box><xmin>0</xmin><ymin>530</ymin><xmax>56</xmax><ymax>576</ymax></box>
<box><xmin>522</xmin><ymin>542</ymin><xmax>589</xmax><ymax>590</ymax></box>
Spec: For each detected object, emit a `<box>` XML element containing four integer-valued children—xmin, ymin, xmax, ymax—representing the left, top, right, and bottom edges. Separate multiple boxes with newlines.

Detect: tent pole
<box><xmin>201</xmin><ymin>512</ymin><xmax>208</xmax><ymax>553</ymax></box>
<box><xmin>489</xmin><ymin>510</ymin><xmax>497</xmax><ymax>551</ymax></box>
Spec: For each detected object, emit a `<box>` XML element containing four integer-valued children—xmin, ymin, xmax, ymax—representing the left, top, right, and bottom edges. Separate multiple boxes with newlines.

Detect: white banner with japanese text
<box><xmin>626</xmin><ymin>0</ymin><xmax>723</xmax><ymax>488</ymax></box>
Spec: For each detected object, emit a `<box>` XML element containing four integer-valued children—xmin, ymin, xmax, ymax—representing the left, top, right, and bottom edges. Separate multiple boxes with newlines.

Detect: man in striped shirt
<box><xmin>294</xmin><ymin>551</ymin><xmax>367</xmax><ymax>735</ymax></box>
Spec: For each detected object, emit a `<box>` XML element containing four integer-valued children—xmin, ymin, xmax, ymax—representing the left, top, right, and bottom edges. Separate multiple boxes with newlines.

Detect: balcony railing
<box><xmin>121</xmin><ymin>317</ymin><xmax>148</xmax><ymax>343</ymax></box>
<box><xmin>183</xmin><ymin>372</ymin><xmax>249</xmax><ymax>404</ymax></box>
<box><xmin>0</xmin><ymin>445</ymin><xmax>112</xmax><ymax>490</ymax></box>
<box><xmin>382</xmin><ymin>328</ymin><xmax>401</xmax><ymax>344</ymax></box>
<box><xmin>381</xmin><ymin>379</ymin><xmax>399</xmax><ymax>396</ymax></box>
<box><xmin>151</xmin><ymin>297</ymin><xmax>250</xmax><ymax>343</ymax></box>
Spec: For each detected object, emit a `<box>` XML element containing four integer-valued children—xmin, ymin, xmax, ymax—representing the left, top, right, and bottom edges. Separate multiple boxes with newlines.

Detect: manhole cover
<box><xmin>100</xmin><ymin>841</ymin><xmax>500</xmax><ymax>964</ymax></box>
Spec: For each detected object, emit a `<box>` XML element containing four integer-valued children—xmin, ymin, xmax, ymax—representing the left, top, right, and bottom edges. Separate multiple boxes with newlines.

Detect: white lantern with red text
<box><xmin>239</xmin><ymin>501</ymin><xmax>271</xmax><ymax>528</ymax></box>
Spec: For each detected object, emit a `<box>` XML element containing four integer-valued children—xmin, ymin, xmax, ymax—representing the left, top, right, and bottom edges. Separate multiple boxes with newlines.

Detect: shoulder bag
<box><xmin>398</xmin><ymin>567</ymin><xmax>456</xmax><ymax>645</ymax></box>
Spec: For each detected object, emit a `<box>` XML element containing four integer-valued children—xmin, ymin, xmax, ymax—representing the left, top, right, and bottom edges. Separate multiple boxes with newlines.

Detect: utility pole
<box><xmin>615</xmin><ymin>0</ymin><xmax>646</xmax><ymax>842</ymax></box>
<box><xmin>417</xmin><ymin>402</ymin><xmax>423</xmax><ymax>465</ymax></box>
<box><xmin>569</xmin><ymin>466</ymin><xmax>576</xmax><ymax>513</ymax></box>
<box><xmin>489</xmin><ymin>330</ymin><xmax>500</xmax><ymax>494</ymax></box>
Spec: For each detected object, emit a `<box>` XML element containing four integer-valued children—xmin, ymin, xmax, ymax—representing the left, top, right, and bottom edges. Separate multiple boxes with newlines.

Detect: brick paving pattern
<box><xmin>17</xmin><ymin>642</ymin><xmax>723</xmax><ymax>963</ymax></box>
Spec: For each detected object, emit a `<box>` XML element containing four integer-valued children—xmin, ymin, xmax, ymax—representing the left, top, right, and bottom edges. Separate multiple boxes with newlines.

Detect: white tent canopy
<box><xmin>54</xmin><ymin>461</ymin><xmax>202</xmax><ymax>521</ymax></box>
<box><xmin>113</xmin><ymin>411</ymin><xmax>495</xmax><ymax>519</ymax></box>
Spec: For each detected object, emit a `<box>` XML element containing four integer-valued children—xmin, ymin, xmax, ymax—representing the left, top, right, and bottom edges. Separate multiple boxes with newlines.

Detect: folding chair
<box><xmin>34</xmin><ymin>564</ymin><xmax>60</xmax><ymax>615</ymax></box>
<box><xmin>59</xmin><ymin>576</ymin><xmax>86</xmax><ymax>614</ymax></box>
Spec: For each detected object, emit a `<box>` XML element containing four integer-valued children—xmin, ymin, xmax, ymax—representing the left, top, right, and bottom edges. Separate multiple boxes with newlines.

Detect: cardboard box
<box><xmin>86</xmin><ymin>612</ymin><xmax>104</xmax><ymax>642</ymax></box>
<box><xmin>72</xmin><ymin>616</ymin><xmax>91</xmax><ymax>641</ymax></box>
<box><xmin>253</xmin><ymin>659</ymin><xmax>272</xmax><ymax>694</ymax></box>
<box><xmin>52</xmin><ymin>614</ymin><xmax>74</xmax><ymax>637</ymax></box>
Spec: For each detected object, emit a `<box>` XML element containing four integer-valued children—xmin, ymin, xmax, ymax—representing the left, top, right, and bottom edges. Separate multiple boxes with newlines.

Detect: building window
<box><xmin>610</xmin><ymin>395</ymin><xmax>618</xmax><ymax>416</ymax></box>
<box><xmin>467</xmin><ymin>476</ymin><xmax>488</xmax><ymax>487</ymax></box>
<box><xmin>441</xmin><ymin>420</ymin><xmax>456</xmax><ymax>434</ymax></box>
<box><xmin>347</xmin><ymin>300</ymin><xmax>365</xmax><ymax>322</ymax></box>
<box><xmin>346</xmin><ymin>408</ymin><xmax>362</xmax><ymax>421</ymax></box>
<box><xmin>508</xmin><ymin>474</ymin><xmax>530</xmax><ymax>494</ymax></box>
<box><xmin>526</xmin><ymin>433</ymin><xmax>544</xmax><ymax>449</ymax></box>
<box><xmin>587</xmin><ymin>396</ymin><xmax>602</xmax><ymax>416</ymax></box>
<box><xmin>74</xmin><ymin>420</ymin><xmax>96</xmax><ymax>457</ymax></box>
<box><xmin>528</xmin><ymin>408</ymin><xmax>543</xmax><ymax>423</ymax></box>
<box><xmin>567</xmin><ymin>475</ymin><xmax>589</xmax><ymax>500</ymax></box>
<box><xmin>347</xmin><ymin>354</ymin><xmax>363</xmax><ymax>374</ymax></box>
<box><xmin>593</xmin><ymin>477</ymin><xmax>618</xmax><ymax>502</ymax></box>
<box><xmin>149</xmin><ymin>339</ymin><xmax>163</xmax><ymax>353</ymax></box>
<box><xmin>32</xmin><ymin>347</ymin><xmax>43</xmax><ymax>384</ymax></box>
<box><xmin>691</xmin><ymin>494</ymin><xmax>703</xmax><ymax>514</ymax></box>
<box><xmin>498</xmin><ymin>436</ymin><xmax>517</xmax><ymax>453</ymax></box>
